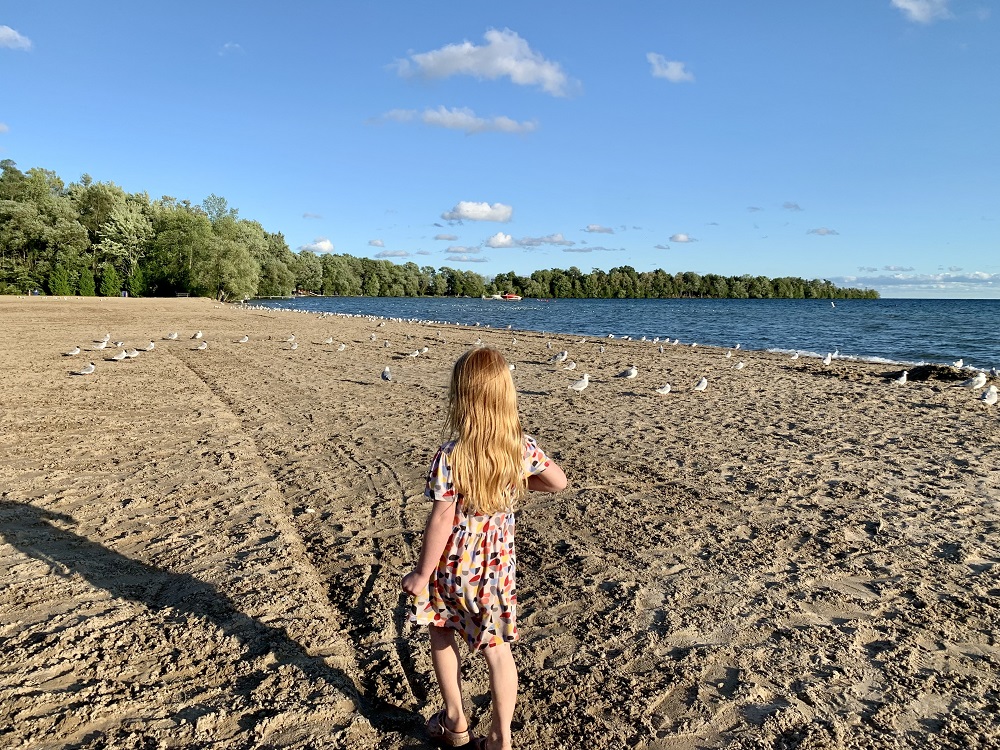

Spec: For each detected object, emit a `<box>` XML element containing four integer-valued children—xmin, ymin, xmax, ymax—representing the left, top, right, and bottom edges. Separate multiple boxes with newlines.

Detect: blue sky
<box><xmin>2</xmin><ymin>1</ymin><xmax>997</xmax><ymax>297</ymax></box>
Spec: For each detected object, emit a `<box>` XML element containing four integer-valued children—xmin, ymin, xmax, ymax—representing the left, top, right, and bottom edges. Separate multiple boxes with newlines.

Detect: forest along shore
<box><xmin>1</xmin><ymin>296</ymin><xmax>997</xmax><ymax>750</ymax></box>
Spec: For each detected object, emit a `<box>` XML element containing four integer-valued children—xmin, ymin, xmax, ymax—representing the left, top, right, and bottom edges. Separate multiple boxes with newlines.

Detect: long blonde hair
<box><xmin>446</xmin><ymin>347</ymin><xmax>526</xmax><ymax>515</ymax></box>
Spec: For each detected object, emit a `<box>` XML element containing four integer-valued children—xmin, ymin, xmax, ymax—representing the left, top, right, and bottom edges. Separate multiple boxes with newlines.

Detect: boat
<box><xmin>501</xmin><ymin>293</ymin><xmax>522</xmax><ymax>301</ymax></box>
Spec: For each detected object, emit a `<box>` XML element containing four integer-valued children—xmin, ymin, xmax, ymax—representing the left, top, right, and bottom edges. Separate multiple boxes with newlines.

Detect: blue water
<box><xmin>252</xmin><ymin>297</ymin><xmax>1000</xmax><ymax>369</ymax></box>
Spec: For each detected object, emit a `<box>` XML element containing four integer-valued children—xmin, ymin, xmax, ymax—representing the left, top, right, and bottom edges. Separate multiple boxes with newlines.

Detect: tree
<box><xmin>99</xmin><ymin>265</ymin><xmax>122</xmax><ymax>296</ymax></box>
<box><xmin>128</xmin><ymin>267</ymin><xmax>146</xmax><ymax>297</ymax></box>
<box><xmin>48</xmin><ymin>265</ymin><xmax>72</xmax><ymax>295</ymax></box>
<box><xmin>79</xmin><ymin>268</ymin><xmax>96</xmax><ymax>296</ymax></box>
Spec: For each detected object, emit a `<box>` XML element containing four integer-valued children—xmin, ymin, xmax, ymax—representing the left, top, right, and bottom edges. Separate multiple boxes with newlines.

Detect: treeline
<box><xmin>0</xmin><ymin>159</ymin><xmax>878</xmax><ymax>300</ymax></box>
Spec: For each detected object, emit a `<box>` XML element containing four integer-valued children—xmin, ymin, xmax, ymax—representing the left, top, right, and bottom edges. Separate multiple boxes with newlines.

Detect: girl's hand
<box><xmin>401</xmin><ymin>570</ymin><xmax>429</xmax><ymax>596</ymax></box>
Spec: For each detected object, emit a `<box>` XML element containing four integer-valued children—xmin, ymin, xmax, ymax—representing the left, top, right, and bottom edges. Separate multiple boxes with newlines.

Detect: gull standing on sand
<box><xmin>692</xmin><ymin>376</ymin><xmax>708</xmax><ymax>392</ymax></box>
<box><xmin>618</xmin><ymin>365</ymin><xmax>638</xmax><ymax>379</ymax></box>
<box><xmin>563</xmin><ymin>361</ymin><xmax>577</xmax><ymax>370</ymax></box>
<box><xmin>166</xmin><ymin>332</ymin><xmax>179</xmax><ymax>340</ymax></box>
<box><xmin>125</xmin><ymin>348</ymin><xmax>140</xmax><ymax>359</ymax></box>
<box><xmin>733</xmin><ymin>361</ymin><xmax>745</xmax><ymax>370</ymax></box>
<box><xmin>822</xmin><ymin>353</ymin><xmax>833</xmax><ymax>366</ymax></box>
<box><xmin>599</xmin><ymin>346</ymin><xmax>605</xmax><ymax>354</ymax></box>
<box><xmin>237</xmin><ymin>335</ymin><xmax>249</xmax><ymax>343</ymax></box>
<box><xmin>659</xmin><ymin>345</ymin><xmax>664</xmax><ymax>354</ymax></box>
<box><xmin>95</xmin><ymin>340</ymin><xmax>108</xmax><ymax>350</ymax></box>
<box><xmin>74</xmin><ymin>362</ymin><xmax>96</xmax><ymax>375</ymax></box>
<box><xmin>791</xmin><ymin>352</ymin><xmax>799</xmax><ymax>360</ymax></box>
<box><xmin>290</xmin><ymin>342</ymin><xmax>298</xmax><ymax>350</ymax></box>
<box><xmin>111</xmin><ymin>350</ymin><xmax>127</xmax><ymax>361</ymax></box>
<box><xmin>725</xmin><ymin>350</ymin><xmax>732</xmax><ymax>358</ymax></box>
<box><xmin>952</xmin><ymin>358</ymin><xmax>964</xmax><ymax>368</ymax></box>
<box><xmin>409</xmin><ymin>350</ymin><xmax>420</xmax><ymax>357</ymax></box>
<box><xmin>337</xmin><ymin>343</ymin><xmax>347</xmax><ymax>352</ymax></box>
<box><xmin>960</xmin><ymin>372</ymin><xmax>987</xmax><ymax>389</ymax></box>
<box><xmin>569</xmin><ymin>373</ymin><xmax>590</xmax><ymax>392</ymax></box>
<box><xmin>370</xmin><ymin>333</ymin><xmax>377</xmax><ymax>342</ymax></box>
<box><xmin>286</xmin><ymin>334</ymin><xmax>296</xmax><ymax>343</ymax></box>
<box><xmin>893</xmin><ymin>370</ymin><xmax>908</xmax><ymax>385</ymax></box>
<box><xmin>981</xmin><ymin>385</ymin><xmax>998</xmax><ymax>406</ymax></box>
<box><xmin>192</xmin><ymin>331</ymin><xmax>203</xmax><ymax>340</ymax></box>
<box><xmin>381</xmin><ymin>366</ymin><xmax>392</xmax><ymax>382</ymax></box>
<box><xmin>655</xmin><ymin>382</ymin><xmax>671</xmax><ymax>395</ymax></box>
<box><xmin>323</xmin><ymin>336</ymin><xmax>334</xmax><ymax>345</ymax></box>
<box><xmin>63</xmin><ymin>346</ymin><xmax>81</xmax><ymax>356</ymax></box>
<box><xmin>195</xmin><ymin>341</ymin><xmax>208</xmax><ymax>350</ymax></box>
<box><xmin>144</xmin><ymin>341</ymin><xmax>155</xmax><ymax>351</ymax></box>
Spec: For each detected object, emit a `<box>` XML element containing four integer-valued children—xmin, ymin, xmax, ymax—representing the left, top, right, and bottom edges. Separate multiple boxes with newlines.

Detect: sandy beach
<box><xmin>1</xmin><ymin>296</ymin><xmax>997</xmax><ymax>750</ymax></box>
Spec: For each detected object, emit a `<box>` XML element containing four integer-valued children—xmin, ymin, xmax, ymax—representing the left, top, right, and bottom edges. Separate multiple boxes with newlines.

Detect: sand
<box><xmin>1</xmin><ymin>296</ymin><xmax>997</xmax><ymax>750</ymax></box>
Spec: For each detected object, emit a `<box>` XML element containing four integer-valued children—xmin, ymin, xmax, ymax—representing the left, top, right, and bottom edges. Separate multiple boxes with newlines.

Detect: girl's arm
<box><xmin>401</xmin><ymin>501</ymin><xmax>455</xmax><ymax>595</ymax></box>
<box><xmin>528</xmin><ymin>461</ymin><xmax>567</xmax><ymax>493</ymax></box>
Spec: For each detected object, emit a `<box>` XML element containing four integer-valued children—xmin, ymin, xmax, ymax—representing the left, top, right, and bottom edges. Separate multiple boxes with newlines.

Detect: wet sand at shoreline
<box><xmin>1</xmin><ymin>296</ymin><xmax>998</xmax><ymax>749</ymax></box>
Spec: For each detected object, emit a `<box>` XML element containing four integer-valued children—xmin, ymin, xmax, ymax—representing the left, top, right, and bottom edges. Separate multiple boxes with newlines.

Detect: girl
<box><xmin>401</xmin><ymin>347</ymin><xmax>567</xmax><ymax>750</ymax></box>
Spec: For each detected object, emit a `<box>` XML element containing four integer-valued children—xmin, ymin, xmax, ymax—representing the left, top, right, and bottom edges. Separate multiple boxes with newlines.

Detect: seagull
<box><xmin>337</xmin><ymin>343</ymin><xmax>347</xmax><ymax>352</ymax></box>
<box><xmin>564</xmin><ymin>361</ymin><xmax>577</xmax><ymax>370</ymax></box>
<box><xmin>381</xmin><ymin>366</ymin><xmax>392</xmax><ymax>382</ymax></box>
<box><xmin>192</xmin><ymin>331</ymin><xmax>203</xmax><ymax>340</ymax></box>
<box><xmin>725</xmin><ymin>350</ymin><xmax>732</xmax><ymax>359</ymax></box>
<box><xmin>960</xmin><ymin>372</ymin><xmax>987</xmax><ymax>389</ymax></box>
<box><xmin>599</xmin><ymin>346</ymin><xmax>606</xmax><ymax>354</ymax></box>
<box><xmin>63</xmin><ymin>346</ymin><xmax>81</xmax><ymax>356</ymax></box>
<box><xmin>420</xmin><ymin>346</ymin><xmax>429</xmax><ymax>354</ymax></box>
<box><xmin>733</xmin><ymin>361</ymin><xmax>746</xmax><ymax>370</ymax></box>
<box><xmin>692</xmin><ymin>376</ymin><xmax>708</xmax><ymax>392</ymax></box>
<box><xmin>290</xmin><ymin>342</ymin><xmax>298</xmax><ymax>350</ymax></box>
<box><xmin>991</xmin><ymin>367</ymin><xmax>999</xmax><ymax>377</ymax></box>
<box><xmin>144</xmin><ymin>341</ymin><xmax>155</xmax><ymax>351</ymax></box>
<box><xmin>952</xmin><ymin>358</ymin><xmax>963</xmax><ymax>368</ymax></box>
<box><xmin>735</xmin><ymin>344</ymin><xmax>742</xmax><ymax>350</ymax></box>
<box><xmin>165</xmin><ymin>332</ymin><xmax>178</xmax><ymax>340</ymax></box>
<box><xmin>547</xmin><ymin>341</ymin><xmax>553</xmax><ymax>349</ymax></box>
<box><xmin>195</xmin><ymin>341</ymin><xmax>208</xmax><ymax>350</ymax></box>
<box><xmin>893</xmin><ymin>370</ymin><xmax>908</xmax><ymax>385</ymax></box>
<box><xmin>569</xmin><ymin>373</ymin><xmax>590</xmax><ymax>392</ymax></box>
<box><xmin>113</xmin><ymin>341</ymin><xmax>125</xmax><ymax>349</ymax></box>
<box><xmin>125</xmin><ymin>349</ymin><xmax>140</xmax><ymax>359</ymax></box>
<box><xmin>323</xmin><ymin>337</ymin><xmax>334</xmax><ymax>345</ymax></box>
<box><xmin>791</xmin><ymin>352</ymin><xmax>799</xmax><ymax>360</ymax></box>
<box><xmin>237</xmin><ymin>335</ymin><xmax>249</xmax><ymax>344</ymax></box>
<box><xmin>384</xmin><ymin>340</ymin><xmax>391</xmax><ymax>348</ymax></box>
<box><xmin>822</xmin><ymin>353</ymin><xmax>833</xmax><ymax>366</ymax></box>
<box><xmin>691</xmin><ymin>342</ymin><xmax>698</xmax><ymax>347</ymax></box>
<box><xmin>981</xmin><ymin>385</ymin><xmax>998</xmax><ymax>406</ymax></box>
<box><xmin>286</xmin><ymin>334</ymin><xmax>296</xmax><ymax>343</ymax></box>
<box><xmin>509</xmin><ymin>363</ymin><xmax>516</xmax><ymax>371</ymax></box>
<box><xmin>659</xmin><ymin>345</ymin><xmax>664</xmax><ymax>354</ymax></box>
<box><xmin>99</xmin><ymin>333</ymin><xmax>111</xmax><ymax>343</ymax></box>
<box><xmin>607</xmin><ymin>334</ymin><xmax>615</xmax><ymax>339</ymax></box>
<box><xmin>74</xmin><ymin>362</ymin><xmax>96</xmax><ymax>375</ymax></box>
<box><xmin>618</xmin><ymin>365</ymin><xmax>638</xmax><ymax>379</ymax></box>
<box><xmin>111</xmin><ymin>350</ymin><xmax>127</xmax><ymax>361</ymax></box>
<box><xmin>95</xmin><ymin>340</ymin><xmax>108</xmax><ymax>350</ymax></box>
<box><xmin>655</xmin><ymin>383</ymin><xmax>671</xmax><ymax>395</ymax></box>
<box><xmin>370</xmin><ymin>333</ymin><xmax>377</xmax><ymax>342</ymax></box>
<box><xmin>408</xmin><ymin>350</ymin><xmax>420</xmax><ymax>357</ymax></box>
<box><xmin>555</xmin><ymin>350</ymin><xmax>569</xmax><ymax>363</ymax></box>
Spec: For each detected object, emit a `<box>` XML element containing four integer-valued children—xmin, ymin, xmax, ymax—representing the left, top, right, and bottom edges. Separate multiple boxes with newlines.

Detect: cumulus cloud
<box><xmin>302</xmin><ymin>212</ymin><xmax>322</xmax><ymax>219</ymax></box>
<box><xmin>584</xmin><ymin>224</ymin><xmax>614</xmax><ymax>234</ymax></box>
<box><xmin>441</xmin><ymin>201</ymin><xmax>513</xmax><ymax>222</ymax></box>
<box><xmin>218</xmin><ymin>42</ymin><xmax>243</xmax><ymax>56</ymax></box>
<box><xmin>520</xmin><ymin>233</ymin><xmax>574</xmax><ymax>247</ymax></box>
<box><xmin>447</xmin><ymin>245</ymin><xmax>484</xmax><ymax>254</ymax></box>
<box><xmin>446</xmin><ymin>254</ymin><xmax>490</xmax><ymax>263</ymax></box>
<box><xmin>434</xmin><ymin>233</ymin><xmax>458</xmax><ymax>241</ymax></box>
<box><xmin>0</xmin><ymin>26</ymin><xmax>32</xmax><ymax>51</ymax></box>
<box><xmin>882</xmin><ymin>265</ymin><xmax>915</xmax><ymax>272</ymax></box>
<box><xmin>368</xmin><ymin>239</ymin><xmax>385</xmax><ymax>247</ymax></box>
<box><xmin>396</xmin><ymin>28</ymin><xmax>577</xmax><ymax>97</ymax></box>
<box><xmin>375</xmin><ymin>249</ymin><xmax>409</xmax><ymax>258</ymax></box>
<box><xmin>654</xmin><ymin>244</ymin><xmax>671</xmax><ymax>250</ymax></box>
<box><xmin>380</xmin><ymin>106</ymin><xmax>537</xmax><ymax>135</ymax></box>
<box><xmin>647</xmin><ymin>53</ymin><xmax>694</xmax><ymax>83</ymax></box>
<box><xmin>485</xmin><ymin>232</ymin><xmax>517</xmax><ymax>248</ymax></box>
<box><xmin>891</xmin><ymin>0</ymin><xmax>953</xmax><ymax>24</ymax></box>
<box><xmin>783</xmin><ymin>201</ymin><xmax>803</xmax><ymax>211</ymax></box>
<box><xmin>299</xmin><ymin>237</ymin><xmax>335</xmax><ymax>253</ymax></box>
<box><xmin>833</xmin><ymin>270</ymin><xmax>999</xmax><ymax>297</ymax></box>
<box><xmin>807</xmin><ymin>227</ymin><xmax>839</xmax><ymax>236</ymax></box>
<box><xmin>670</xmin><ymin>233</ymin><xmax>696</xmax><ymax>243</ymax></box>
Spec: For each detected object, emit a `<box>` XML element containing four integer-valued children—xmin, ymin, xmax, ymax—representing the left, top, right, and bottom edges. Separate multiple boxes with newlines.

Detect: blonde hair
<box><xmin>445</xmin><ymin>347</ymin><xmax>526</xmax><ymax>516</ymax></box>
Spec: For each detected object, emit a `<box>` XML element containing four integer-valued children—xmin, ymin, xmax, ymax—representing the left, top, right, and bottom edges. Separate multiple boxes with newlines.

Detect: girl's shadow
<box><xmin>0</xmin><ymin>500</ymin><xmax>422</xmax><ymax>739</ymax></box>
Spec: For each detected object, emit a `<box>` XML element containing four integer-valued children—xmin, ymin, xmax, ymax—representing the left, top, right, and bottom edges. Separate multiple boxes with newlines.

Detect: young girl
<box><xmin>401</xmin><ymin>347</ymin><xmax>567</xmax><ymax>750</ymax></box>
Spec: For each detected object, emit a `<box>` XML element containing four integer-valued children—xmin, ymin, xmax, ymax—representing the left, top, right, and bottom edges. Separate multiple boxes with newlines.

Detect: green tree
<box><xmin>99</xmin><ymin>265</ymin><xmax>122</xmax><ymax>296</ymax></box>
<box><xmin>79</xmin><ymin>268</ymin><xmax>96</xmax><ymax>296</ymax></box>
<box><xmin>128</xmin><ymin>266</ymin><xmax>146</xmax><ymax>297</ymax></box>
<box><xmin>48</xmin><ymin>265</ymin><xmax>73</xmax><ymax>295</ymax></box>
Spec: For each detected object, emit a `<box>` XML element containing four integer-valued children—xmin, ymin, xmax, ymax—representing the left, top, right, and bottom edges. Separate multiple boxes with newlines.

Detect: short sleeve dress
<box><xmin>410</xmin><ymin>435</ymin><xmax>551</xmax><ymax>650</ymax></box>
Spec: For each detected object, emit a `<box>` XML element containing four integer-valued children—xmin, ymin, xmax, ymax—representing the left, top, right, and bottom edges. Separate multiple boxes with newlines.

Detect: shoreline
<box><xmin>2</xmin><ymin>297</ymin><xmax>998</xmax><ymax>749</ymax></box>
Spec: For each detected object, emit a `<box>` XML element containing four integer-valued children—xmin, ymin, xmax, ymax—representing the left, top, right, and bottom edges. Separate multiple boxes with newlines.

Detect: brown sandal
<box><xmin>426</xmin><ymin>709</ymin><xmax>471</xmax><ymax>747</ymax></box>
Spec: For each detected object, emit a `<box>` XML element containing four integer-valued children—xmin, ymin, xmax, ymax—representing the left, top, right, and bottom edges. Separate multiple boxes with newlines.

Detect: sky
<box><xmin>2</xmin><ymin>1</ymin><xmax>998</xmax><ymax>297</ymax></box>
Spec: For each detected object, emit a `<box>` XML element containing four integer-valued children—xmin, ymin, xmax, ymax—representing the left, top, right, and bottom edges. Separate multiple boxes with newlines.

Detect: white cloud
<box><xmin>416</xmin><ymin>250</ymin><xmax>432</xmax><ymax>256</ymax></box>
<box><xmin>218</xmin><ymin>42</ymin><xmax>243</xmax><ymax>56</ymax></box>
<box><xmin>647</xmin><ymin>53</ymin><xmax>694</xmax><ymax>83</ymax></box>
<box><xmin>486</xmin><ymin>232</ymin><xmax>517</xmax><ymax>248</ymax></box>
<box><xmin>563</xmin><ymin>247</ymin><xmax>593</xmax><ymax>253</ymax></box>
<box><xmin>783</xmin><ymin>201</ymin><xmax>803</xmax><ymax>211</ymax></box>
<box><xmin>375</xmin><ymin>249</ymin><xmax>410</xmax><ymax>258</ymax></box>
<box><xmin>441</xmin><ymin>201</ymin><xmax>513</xmax><ymax>222</ymax></box>
<box><xmin>882</xmin><ymin>265</ymin><xmax>915</xmax><ymax>272</ymax></box>
<box><xmin>299</xmin><ymin>237</ymin><xmax>335</xmax><ymax>253</ymax></box>
<box><xmin>445</xmin><ymin>254</ymin><xmax>490</xmax><ymax>263</ymax></box>
<box><xmin>383</xmin><ymin>107</ymin><xmax>537</xmax><ymax>135</ymax></box>
<box><xmin>520</xmin><ymin>233</ymin><xmax>575</xmax><ymax>247</ymax></box>
<box><xmin>584</xmin><ymin>224</ymin><xmax>614</xmax><ymax>234</ymax></box>
<box><xmin>368</xmin><ymin>239</ymin><xmax>385</xmax><ymax>247</ymax></box>
<box><xmin>302</xmin><ymin>212</ymin><xmax>322</xmax><ymax>219</ymax></box>
<box><xmin>834</xmin><ymin>271</ymin><xmax>1000</xmax><ymax>297</ymax></box>
<box><xmin>395</xmin><ymin>28</ymin><xmax>577</xmax><ymax>97</ymax></box>
<box><xmin>447</xmin><ymin>245</ymin><xmax>484</xmax><ymax>254</ymax></box>
<box><xmin>807</xmin><ymin>227</ymin><xmax>839</xmax><ymax>236</ymax></box>
<box><xmin>654</xmin><ymin>244</ymin><xmax>671</xmax><ymax>250</ymax></box>
<box><xmin>891</xmin><ymin>0</ymin><xmax>953</xmax><ymax>24</ymax></box>
<box><xmin>434</xmin><ymin>233</ymin><xmax>458</xmax><ymax>241</ymax></box>
<box><xmin>0</xmin><ymin>26</ymin><xmax>32</xmax><ymax>51</ymax></box>
<box><xmin>670</xmin><ymin>233</ymin><xmax>696</xmax><ymax>243</ymax></box>
<box><xmin>0</xmin><ymin>123</ymin><xmax>8</xmax><ymax>134</ymax></box>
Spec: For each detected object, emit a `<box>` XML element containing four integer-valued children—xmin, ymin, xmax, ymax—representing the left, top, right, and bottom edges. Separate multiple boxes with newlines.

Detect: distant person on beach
<box><xmin>402</xmin><ymin>347</ymin><xmax>567</xmax><ymax>750</ymax></box>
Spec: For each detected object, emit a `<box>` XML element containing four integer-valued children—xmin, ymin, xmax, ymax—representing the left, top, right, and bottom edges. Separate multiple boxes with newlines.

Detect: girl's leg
<box><xmin>481</xmin><ymin>642</ymin><xmax>517</xmax><ymax>750</ymax></box>
<box><xmin>429</xmin><ymin>625</ymin><xmax>468</xmax><ymax>733</ymax></box>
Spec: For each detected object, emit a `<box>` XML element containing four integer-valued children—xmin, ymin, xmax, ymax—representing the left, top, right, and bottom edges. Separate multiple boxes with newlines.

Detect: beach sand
<box><xmin>1</xmin><ymin>296</ymin><xmax>998</xmax><ymax>749</ymax></box>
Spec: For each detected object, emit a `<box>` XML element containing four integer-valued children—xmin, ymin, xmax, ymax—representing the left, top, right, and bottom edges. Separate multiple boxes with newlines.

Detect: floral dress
<box><xmin>411</xmin><ymin>435</ymin><xmax>551</xmax><ymax>650</ymax></box>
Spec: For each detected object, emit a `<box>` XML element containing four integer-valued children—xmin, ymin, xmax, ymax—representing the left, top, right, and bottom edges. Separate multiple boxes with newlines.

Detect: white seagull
<box><xmin>659</xmin><ymin>345</ymin><xmax>664</xmax><ymax>354</ymax></box>
<box><xmin>563</xmin><ymin>361</ymin><xmax>577</xmax><ymax>370</ymax></box>
<box><xmin>125</xmin><ymin>348</ymin><xmax>140</xmax><ymax>359</ymax></box>
<box><xmin>980</xmin><ymin>385</ymin><xmax>998</xmax><ymax>406</ymax></box>
<box><xmin>195</xmin><ymin>341</ymin><xmax>208</xmax><ymax>350</ymax></box>
<box><xmin>289</xmin><ymin>342</ymin><xmax>298</xmax><ymax>350</ymax></box>
<box><xmin>893</xmin><ymin>370</ymin><xmax>908</xmax><ymax>385</ymax></box>
<box><xmin>952</xmin><ymin>358</ymin><xmax>964</xmax><ymax>368</ymax></box>
<box><xmin>655</xmin><ymin>382</ymin><xmax>671</xmax><ymax>395</ymax></box>
<box><xmin>74</xmin><ymin>362</ymin><xmax>96</xmax><ymax>375</ymax></box>
<box><xmin>144</xmin><ymin>341</ymin><xmax>155</xmax><ymax>351</ymax></box>
<box><xmin>192</xmin><ymin>331</ymin><xmax>203</xmax><ymax>340</ymax></box>
<box><xmin>111</xmin><ymin>350</ymin><xmax>127</xmax><ymax>361</ymax></box>
<box><xmin>725</xmin><ymin>350</ymin><xmax>732</xmax><ymax>358</ymax></box>
<box><xmin>599</xmin><ymin>346</ymin><xmax>606</xmax><ymax>354</ymax></box>
<box><xmin>323</xmin><ymin>336</ymin><xmax>334</xmax><ymax>345</ymax></box>
<box><xmin>618</xmin><ymin>365</ymin><xmax>638</xmax><ymax>379</ymax></box>
<box><xmin>95</xmin><ymin>340</ymin><xmax>108</xmax><ymax>350</ymax></box>
<box><xmin>791</xmin><ymin>352</ymin><xmax>799</xmax><ymax>360</ymax></box>
<box><xmin>822</xmin><ymin>353</ymin><xmax>833</xmax><ymax>366</ymax></box>
<box><xmin>509</xmin><ymin>363</ymin><xmax>516</xmax><ymax>371</ymax></box>
<box><xmin>960</xmin><ymin>372</ymin><xmax>987</xmax><ymax>389</ymax></box>
<box><xmin>733</xmin><ymin>361</ymin><xmax>746</xmax><ymax>370</ymax></box>
<box><xmin>370</xmin><ymin>333</ymin><xmax>377</xmax><ymax>342</ymax></box>
<box><xmin>692</xmin><ymin>376</ymin><xmax>708</xmax><ymax>392</ymax></box>
<box><xmin>408</xmin><ymin>350</ymin><xmax>420</xmax><ymax>357</ymax></box>
<box><xmin>64</xmin><ymin>346</ymin><xmax>81</xmax><ymax>356</ymax></box>
<box><xmin>165</xmin><ymin>332</ymin><xmax>179</xmax><ymax>340</ymax></box>
<box><xmin>237</xmin><ymin>335</ymin><xmax>249</xmax><ymax>343</ymax></box>
<box><xmin>337</xmin><ymin>343</ymin><xmax>347</xmax><ymax>352</ymax></box>
<box><xmin>286</xmin><ymin>334</ymin><xmax>296</xmax><ymax>343</ymax></box>
<box><xmin>381</xmin><ymin>366</ymin><xmax>392</xmax><ymax>382</ymax></box>
<box><xmin>569</xmin><ymin>373</ymin><xmax>590</xmax><ymax>392</ymax></box>
<box><xmin>420</xmin><ymin>346</ymin><xmax>429</xmax><ymax>354</ymax></box>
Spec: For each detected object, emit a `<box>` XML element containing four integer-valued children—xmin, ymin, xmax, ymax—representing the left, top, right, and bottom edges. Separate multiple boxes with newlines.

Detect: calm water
<box><xmin>253</xmin><ymin>297</ymin><xmax>1000</xmax><ymax>369</ymax></box>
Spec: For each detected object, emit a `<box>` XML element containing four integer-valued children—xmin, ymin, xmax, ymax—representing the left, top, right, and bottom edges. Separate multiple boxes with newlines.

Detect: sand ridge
<box><xmin>1</xmin><ymin>297</ymin><xmax>998</xmax><ymax>749</ymax></box>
